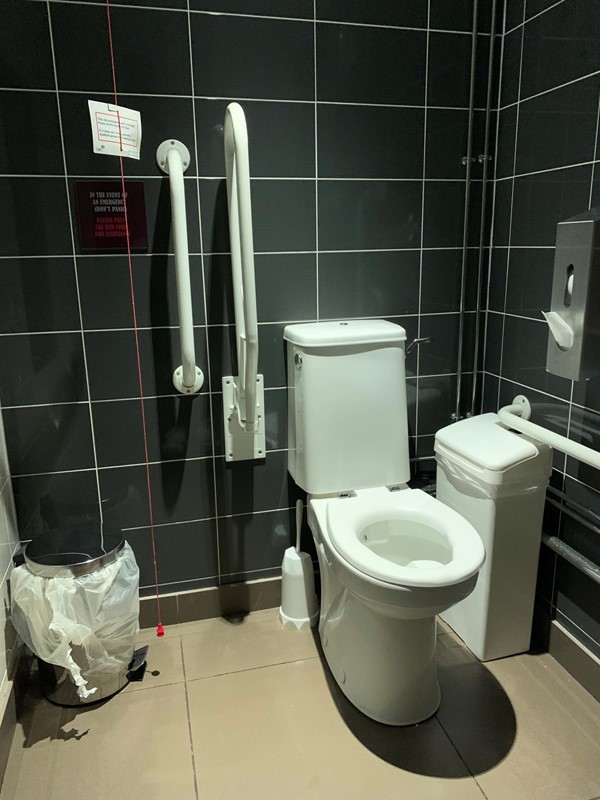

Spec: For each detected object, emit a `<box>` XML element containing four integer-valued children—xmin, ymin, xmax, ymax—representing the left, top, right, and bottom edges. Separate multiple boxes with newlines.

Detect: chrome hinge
<box><xmin>337</xmin><ymin>491</ymin><xmax>357</xmax><ymax>499</ymax></box>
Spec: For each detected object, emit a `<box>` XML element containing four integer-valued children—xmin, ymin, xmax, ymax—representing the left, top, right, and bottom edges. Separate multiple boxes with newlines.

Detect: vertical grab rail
<box><xmin>156</xmin><ymin>139</ymin><xmax>203</xmax><ymax>394</ymax></box>
<box><xmin>222</xmin><ymin>103</ymin><xmax>265</xmax><ymax>461</ymax></box>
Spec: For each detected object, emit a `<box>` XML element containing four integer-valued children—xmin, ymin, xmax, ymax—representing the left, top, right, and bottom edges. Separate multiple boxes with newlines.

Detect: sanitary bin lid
<box><xmin>25</xmin><ymin>523</ymin><xmax>124</xmax><ymax>577</ymax></box>
<box><xmin>434</xmin><ymin>412</ymin><xmax>539</xmax><ymax>472</ymax></box>
<box><xmin>283</xmin><ymin>320</ymin><xmax>406</xmax><ymax>347</ymax></box>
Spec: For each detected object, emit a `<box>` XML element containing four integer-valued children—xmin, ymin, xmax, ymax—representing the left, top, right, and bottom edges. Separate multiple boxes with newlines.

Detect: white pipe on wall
<box><xmin>498</xmin><ymin>395</ymin><xmax>600</xmax><ymax>471</ymax></box>
<box><xmin>224</xmin><ymin>102</ymin><xmax>259</xmax><ymax>430</ymax></box>
<box><xmin>156</xmin><ymin>139</ymin><xmax>203</xmax><ymax>394</ymax></box>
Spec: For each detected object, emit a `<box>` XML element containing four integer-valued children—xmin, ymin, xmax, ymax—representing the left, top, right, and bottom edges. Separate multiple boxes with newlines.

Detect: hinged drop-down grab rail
<box><xmin>222</xmin><ymin>103</ymin><xmax>265</xmax><ymax>461</ymax></box>
<box><xmin>498</xmin><ymin>395</ymin><xmax>600</xmax><ymax>470</ymax></box>
<box><xmin>156</xmin><ymin>139</ymin><xmax>203</xmax><ymax>394</ymax></box>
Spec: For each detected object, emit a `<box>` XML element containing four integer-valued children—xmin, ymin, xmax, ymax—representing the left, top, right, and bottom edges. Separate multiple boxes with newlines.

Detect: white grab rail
<box><xmin>224</xmin><ymin>103</ymin><xmax>259</xmax><ymax>429</ymax></box>
<box><xmin>498</xmin><ymin>395</ymin><xmax>600</xmax><ymax>470</ymax></box>
<box><xmin>222</xmin><ymin>104</ymin><xmax>265</xmax><ymax>461</ymax></box>
<box><xmin>156</xmin><ymin>139</ymin><xmax>203</xmax><ymax>394</ymax></box>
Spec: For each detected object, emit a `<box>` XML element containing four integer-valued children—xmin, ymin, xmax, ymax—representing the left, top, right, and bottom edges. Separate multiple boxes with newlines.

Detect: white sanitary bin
<box><xmin>435</xmin><ymin>413</ymin><xmax>552</xmax><ymax>661</ymax></box>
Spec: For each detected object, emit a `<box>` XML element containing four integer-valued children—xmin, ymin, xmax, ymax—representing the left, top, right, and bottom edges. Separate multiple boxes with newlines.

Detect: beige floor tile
<box><xmin>182</xmin><ymin>607</ymin><xmax>319</xmax><ymax>681</ymax></box>
<box><xmin>126</xmin><ymin>634</ymin><xmax>184</xmax><ymax>693</ymax></box>
<box><xmin>187</xmin><ymin>658</ymin><xmax>485</xmax><ymax>800</ymax></box>
<box><xmin>1</xmin><ymin>683</ymin><xmax>196</xmax><ymax>800</ymax></box>
<box><xmin>438</xmin><ymin>639</ymin><xmax>600</xmax><ymax>800</ymax></box>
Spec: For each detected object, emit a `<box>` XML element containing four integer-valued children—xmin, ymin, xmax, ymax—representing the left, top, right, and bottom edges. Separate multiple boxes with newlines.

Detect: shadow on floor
<box><xmin>312</xmin><ymin>628</ymin><xmax>516</xmax><ymax>778</ymax></box>
<box><xmin>15</xmin><ymin>662</ymin><xmax>120</xmax><ymax>748</ymax></box>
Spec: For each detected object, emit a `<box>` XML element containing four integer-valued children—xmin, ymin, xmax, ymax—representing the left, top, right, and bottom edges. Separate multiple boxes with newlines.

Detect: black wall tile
<box><xmin>419</xmin><ymin>313</ymin><xmax>462</xmax><ymax>376</ymax></box>
<box><xmin>0</xmin><ymin>178</ymin><xmax>72</xmax><ymax>257</ymax></box>
<box><xmin>515</xmin><ymin>76</ymin><xmax>600</xmax><ymax>175</ymax></box>
<box><xmin>218</xmin><ymin>508</ymin><xmax>295</xmax><ymax>577</ymax></box>
<box><xmin>99</xmin><ymin>457</ymin><xmax>215</xmax><ymax>531</ymax></box>
<box><xmin>199</xmin><ymin>179</ymin><xmax>316</xmax><ymax>253</ymax></box>
<box><xmin>484</xmin><ymin>312</ymin><xmax>503</xmax><ymax>375</ymax></box>
<box><xmin>11</xmin><ymin>469</ymin><xmax>100</xmax><ymax>540</ymax></box>
<box><xmin>417</xmin><ymin>375</ymin><xmax>456</xmax><ymax>435</ymax></box>
<box><xmin>318</xmin><ymin>180</ymin><xmax>422</xmax><ymax>251</ymax></box>
<box><xmin>51</xmin><ymin>4</ymin><xmax>192</xmax><ymax>95</ymax></box>
<box><xmin>0</xmin><ymin>92</ymin><xmax>63</xmax><ymax>175</ymax></box>
<box><xmin>317</xmin><ymin>0</ymin><xmax>426</xmax><ymax>27</ymax></box>
<box><xmin>191</xmin><ymin>15</ymin><xmax>314</xmax><ymax>100</ymax></box>
<box><xmin>504</xmin><ymin>248</ymin><xmax>554</xmax><ymax>318</ymax></box>
<box><xmin>318</xmin><ymin>105</ymin><xmax>424</xmax><ymax>179</ymax></box>
<box><xmin>520</xmin><ymin>0</ymin><xmax>599</xmax><ymax>101</ymax></box>
<box><xmin>0</xmin><ymin>258</ymin><xmax>80</xmax><ymax>334</ymax></box>
<box><xmin>495</xmin><ymin>105</ymin><xmax>517</xmax><ymax>179</ymax></box>
<box><xmin>510</xmin><ymin>164</ymin><xmax>593</xmax><ymax>247</ymax></box>
<box><xmin>127</xmin><ymin>519</ymin><xmax>218</xmax><ymax>591</ymax></box>
<box><xmin>319</xmin><ymin>250</ymin><xmax>420</xmax><ymax>319</ymax></box>
<box><xmin>486</xmin><ymin>248</ymin><xmax>507</xmax><ymax>312</ymax></box>
<box><xmin>0</xmin><ymin>1</ymin><xmax>54</xmax><ymax>90</ymax></box>
<box><xmin>317</xmin><ymin>24</ymin><xmax>426</xmax><ymax>105</ymax></box>
<box><xmin>0</xmin><ymin>333</ymin><xmax>87</xmax><ymax>407</ymax></box>
<box><xmin>3</xmin><ymin>403</ymin><xmax>94</xmax><ymax>475</ymax></box>
<box><xmin>491</xmin><ymin>180</ymin><xmax>513</xmax><ymax>246</ymax></box>
<box><xmin>77</xmin><ymin>254</ymin><xmax>205</xmax><ymax>330</ymax></box>
<box><xmin>191</xmin><ymin>0</ymin><xmax>312</xmax><ymax>15</ymax></box>
<box><xmin>215</xmin><ymin>449</ymin><xmax>300</xmax><ymax>516</ymax></box>
<box><xmin>426</xmin><ymin>109</ymin><xmax>470</xmax><ymax>179</ymax></box>
<box><xmin>196</xmin><ymin>99</ymin><xmax>315</xmax><ymax>178</ymax></box>
<box><xmin>423</xmin><ymin>181</ymin><xmax>466</xmax><ymax>248</ymax></box>
<box><xmin>421</xmin><ymin>249</ymin><xmax>477</xmax><ymax>314</ymax></box>
<box><xmin>255</xmin><ymin>254</ymin><xmax>317</xmax><ymax>322</ymax></box>
<box><xmin>499</xmin><ymin>26</ymin><xmax>523</xmax><ymax>108</ymax></box>
<box><xmin>500</xmin><ymin>315</ymin><xmax>572</xmax><ymax>399</ymax></box>
<box><xmin>84</xmin><ymin>327</ymin><xmax>209</xmax><ymax>400</ymax></box>
<box><xmin>428</xmin><ymin>32</ymin><xmax>473</xmax><ymax>108</ymax></box>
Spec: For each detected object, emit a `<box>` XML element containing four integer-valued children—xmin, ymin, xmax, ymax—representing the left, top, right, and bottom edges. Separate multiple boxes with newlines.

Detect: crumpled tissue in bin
<box><xmin>11</xmin><ymin>542</ymin><xmax>139</xmax><ymax>700</ymax></box>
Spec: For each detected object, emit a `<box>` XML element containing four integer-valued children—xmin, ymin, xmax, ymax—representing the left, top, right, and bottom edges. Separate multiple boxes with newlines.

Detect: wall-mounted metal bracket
<box><xmin>461</xmin><ymin>156</ymin><xmax>476</xmax><ymax>165</ymax></box>
<box><xmin>222</xmin><ymin>374</ymin><xmax>266</xmax><ymax>461</ymax></box>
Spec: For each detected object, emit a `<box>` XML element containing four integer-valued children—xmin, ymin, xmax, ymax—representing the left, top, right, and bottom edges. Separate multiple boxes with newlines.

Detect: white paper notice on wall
<box><xmin>88</xmin><ymin>100</ymin><xmax>142</xmax><ymax>160</ymax></box>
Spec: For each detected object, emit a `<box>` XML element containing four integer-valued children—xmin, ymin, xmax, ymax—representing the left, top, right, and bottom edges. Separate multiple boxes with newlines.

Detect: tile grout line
<box><xmin>179</xmin><ymin>636</ymin><xmax>200</xmax><ymax>800</ymax></box>
<box><xmin>45</xmin><ymin>0</ymin><xmax>104</xmax><ymax>524</ymax></box>
<box><xmin>495</xmin><ymin>1</ymin><xmax>526</xmax><ymax>411</ymax></box>
<box><xmin>184</xmin><ymin>0</ymin><xmax>222</xmax><ymax>589</ymax></box>
<box><xmin>498</xmin><ymin>68</ymin><xmax>600</xmax><ymax>113</ymax></box>
<box><xmin>435</xmin><ymin>715</ymin><xmax>490</xmax><ymax>799</ymax></box>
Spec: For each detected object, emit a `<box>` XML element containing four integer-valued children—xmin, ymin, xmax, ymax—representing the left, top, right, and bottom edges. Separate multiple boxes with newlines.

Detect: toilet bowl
<box><xmin>308</xmin><ymin>486</ymin><xmax>484</xmax><ymax>725</ymax></box>
<box><xmin>283</xmin><ymin>319</ymin><xmax>485</xmax><ymax>725</ymax></box>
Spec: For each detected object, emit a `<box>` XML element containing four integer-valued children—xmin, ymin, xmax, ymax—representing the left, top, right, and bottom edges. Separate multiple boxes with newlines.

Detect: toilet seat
<box><xmin>325</xmin><ymin>487</ymin><xmax>484</xmax><ymax>589</ymax></box>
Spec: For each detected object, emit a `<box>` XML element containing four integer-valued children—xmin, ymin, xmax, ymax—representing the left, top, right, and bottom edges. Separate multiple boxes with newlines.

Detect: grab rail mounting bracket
<box><xmin>222</xmin><ymin>375</ymin><xmax>265</xmax><ymax>461</ymax></box>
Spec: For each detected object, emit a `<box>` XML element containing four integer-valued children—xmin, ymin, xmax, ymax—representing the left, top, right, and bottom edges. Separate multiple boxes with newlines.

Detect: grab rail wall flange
<box><xmin>156</xmin><ymin>139</ymin><xmax>204</xmax><ymax>395</ymax></box>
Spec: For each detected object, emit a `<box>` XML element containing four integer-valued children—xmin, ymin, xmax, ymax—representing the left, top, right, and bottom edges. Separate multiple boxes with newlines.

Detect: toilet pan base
<box><xmin>318</xmin><ymin>573</ymin><xmax>441</xmax><ymax>726</ymax></box>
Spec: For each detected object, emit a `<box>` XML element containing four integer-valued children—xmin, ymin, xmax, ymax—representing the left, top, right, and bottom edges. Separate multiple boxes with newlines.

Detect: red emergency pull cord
<box><xmin>104</xmin><ymin>0</ymin><xmax>163</xmax><ymax>638</ymax></box>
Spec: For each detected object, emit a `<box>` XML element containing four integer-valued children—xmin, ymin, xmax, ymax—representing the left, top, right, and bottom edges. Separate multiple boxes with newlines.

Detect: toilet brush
<box><xmin>279</xmin><ymin>500</ymin><xmax>319</xmax><ymax>629</ymax></box>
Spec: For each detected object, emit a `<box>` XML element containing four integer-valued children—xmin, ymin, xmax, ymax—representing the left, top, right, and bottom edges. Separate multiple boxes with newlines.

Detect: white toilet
<box><xmin>284</xmin><ymin>320</ymin><xmax>485</xmax><ymax>726</ymax></box>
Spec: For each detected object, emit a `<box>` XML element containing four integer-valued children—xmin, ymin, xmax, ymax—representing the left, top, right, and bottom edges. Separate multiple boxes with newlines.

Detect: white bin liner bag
<box><xmin>11</xmin><ymin>542</ymin><xmax>139</xmax><ymax>700</ymax></box>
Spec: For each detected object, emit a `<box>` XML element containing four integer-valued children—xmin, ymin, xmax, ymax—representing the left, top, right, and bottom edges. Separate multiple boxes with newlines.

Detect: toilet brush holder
<box><xmin>279</xmin><ymin>547</ymin><xmax>319</xmax><ymax>629</ymax></box>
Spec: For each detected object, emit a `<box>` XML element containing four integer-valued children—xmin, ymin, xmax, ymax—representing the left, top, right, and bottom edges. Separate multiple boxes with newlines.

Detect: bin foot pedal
<box><xmin>127</xmin><ymin>646</ymin><xmax>149</xmax><ymax>682</ymax></box>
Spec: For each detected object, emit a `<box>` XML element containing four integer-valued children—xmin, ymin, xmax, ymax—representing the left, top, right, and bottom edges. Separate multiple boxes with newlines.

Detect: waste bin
<box><xmin>435</xmin><ymin>413</ymin><xmax>552</xmax><ymax>661</ymax></box>
<box><xmin>11</xmin><ymin>524</ymin><xmax>140</xmax><ymax>706</ymax></box>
